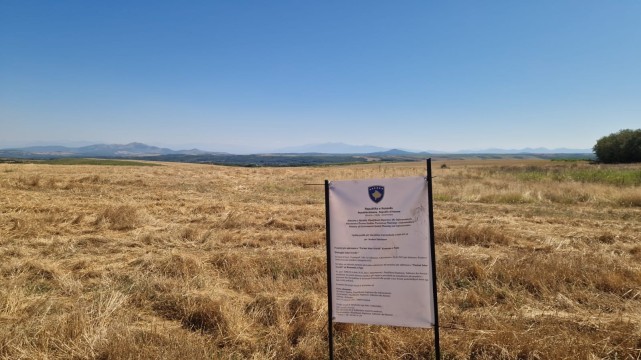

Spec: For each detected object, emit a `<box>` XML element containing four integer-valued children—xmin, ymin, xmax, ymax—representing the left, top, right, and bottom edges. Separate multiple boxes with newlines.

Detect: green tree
<box><xmin>593</xmin><ymin>129</ymin><xmax>641</xmax><ymax>163</ymax></box>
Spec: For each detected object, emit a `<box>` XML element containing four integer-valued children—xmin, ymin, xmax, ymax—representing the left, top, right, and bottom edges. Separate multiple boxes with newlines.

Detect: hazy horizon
<box><xmin>0</xmin><ymin>139</ymin><xmax>594</xmax><ymax>155</ymax></box>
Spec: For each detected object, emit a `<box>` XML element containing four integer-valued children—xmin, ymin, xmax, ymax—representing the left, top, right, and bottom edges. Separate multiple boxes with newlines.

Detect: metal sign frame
<box><xmin>324</xmin><ymin>159</ymin><xmax>440</xmax><ymax>359</ymax></box>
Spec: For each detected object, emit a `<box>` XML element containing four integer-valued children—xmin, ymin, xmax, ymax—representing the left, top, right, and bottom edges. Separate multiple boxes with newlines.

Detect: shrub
<box><xmin>593</xmin><ymin>129</ymin><xmax>641</xmax><ymax>163</ymax></box>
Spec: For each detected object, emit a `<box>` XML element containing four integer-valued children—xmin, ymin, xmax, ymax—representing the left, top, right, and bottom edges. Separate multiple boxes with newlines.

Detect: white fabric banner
<box><xmin>328</xmin><ymin>176</ymin><xmax>435</xmax><ymax>328</ymax></box>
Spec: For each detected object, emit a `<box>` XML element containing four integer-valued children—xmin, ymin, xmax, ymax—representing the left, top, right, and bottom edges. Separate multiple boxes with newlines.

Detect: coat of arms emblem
<box><xmin>368</xmin><ymin>185</ymin><xmax>385</xmax><ymax>203</ymax></box>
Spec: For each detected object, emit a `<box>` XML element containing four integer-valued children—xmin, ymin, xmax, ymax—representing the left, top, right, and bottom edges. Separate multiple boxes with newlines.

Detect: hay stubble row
<box><xmin>1</xmin><ymin>160</ymin><xmax>640</xmax><ymax>359</ymax></box>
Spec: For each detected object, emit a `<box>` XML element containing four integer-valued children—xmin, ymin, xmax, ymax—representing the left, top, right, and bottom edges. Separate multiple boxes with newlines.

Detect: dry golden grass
<box><xmin>1</xmin><ymin>159</ymin><xmax>640</xmax><ymax>359</ymax></box>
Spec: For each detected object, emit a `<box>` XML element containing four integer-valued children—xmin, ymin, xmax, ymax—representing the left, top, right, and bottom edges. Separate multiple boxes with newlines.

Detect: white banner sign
<box><xmin>328</xmin><ymin>176</ymin><xmax>434</xmax><ymax>328</ymax></box>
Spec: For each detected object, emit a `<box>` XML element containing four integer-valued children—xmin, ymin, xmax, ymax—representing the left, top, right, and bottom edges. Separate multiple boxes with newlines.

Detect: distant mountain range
<box><xmin>273</xmin><ymin>142</ymin><xmax>391</xmax><ymax>154</ymax></box>
<box><xmin>0</xmin><ymin>142</ymin><xmax>223</xmax><ymax>158</ymax></box>
<box><xmin>455</xmin><ymin>147</ymin><xmax>593</xmax><ymax>154</ymax></box>
<box><xmin>271</xmin><ymin>142</ymin><xmax>591</xmax><ymax>155</ymax></box>
<box><xmin>0</xmin><ymin>141</ymin><xmax>593</xmax><ymax>159</ymax></box>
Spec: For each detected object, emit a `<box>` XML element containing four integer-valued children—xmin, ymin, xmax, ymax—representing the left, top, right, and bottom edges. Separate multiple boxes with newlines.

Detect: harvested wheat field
<box><xmin>1</xmin><ymin>159</ymin><xmax>640</xmax><ymax>359</ymax></box>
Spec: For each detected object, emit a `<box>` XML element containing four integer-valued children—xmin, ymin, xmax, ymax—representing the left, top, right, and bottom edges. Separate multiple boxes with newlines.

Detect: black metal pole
<box><xmin>324</xmin><ymin>180</ymin><xmax>335</xmax><ymax>360</ymax></box>
<box><xmin>427</xmin><ymin>159</ymin><xmax>441</xmax><ymax>360</ymax></box>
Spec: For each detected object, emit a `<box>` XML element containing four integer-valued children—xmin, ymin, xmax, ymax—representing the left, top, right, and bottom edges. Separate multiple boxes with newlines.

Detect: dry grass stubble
<box><xmin>0</xmin><ymin>160</ymin><xmax>640</xmax><ymax>359</ymax></box>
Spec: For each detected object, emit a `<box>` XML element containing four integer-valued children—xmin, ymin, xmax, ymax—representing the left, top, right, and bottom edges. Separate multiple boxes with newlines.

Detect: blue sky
<box><xmin>1</xmin><ymin>1</ymin><xmax>640</xmax><ymax>152</ymax></box>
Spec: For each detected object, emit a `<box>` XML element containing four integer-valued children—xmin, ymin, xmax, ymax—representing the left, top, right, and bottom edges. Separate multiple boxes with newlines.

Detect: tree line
<box><xmin>593</xmin><ymin>129</ymin><xmax>641</xmax><ymax>163</ymax></box>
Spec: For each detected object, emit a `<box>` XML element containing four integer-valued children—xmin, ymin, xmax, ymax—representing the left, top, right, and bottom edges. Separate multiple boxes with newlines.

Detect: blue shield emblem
<box><xmin>368</xmin><ymin>185</ymin><xmax>385</xmax><ymax>203</ymax></box>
